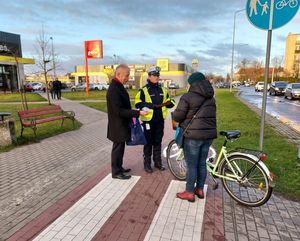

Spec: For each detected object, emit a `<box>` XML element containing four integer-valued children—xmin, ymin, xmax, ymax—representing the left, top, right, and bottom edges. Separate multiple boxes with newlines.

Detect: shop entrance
<box><xmin>0</xmin><ymin>64</ymin><xmax>18</xmax><ymax>92</ymax></box>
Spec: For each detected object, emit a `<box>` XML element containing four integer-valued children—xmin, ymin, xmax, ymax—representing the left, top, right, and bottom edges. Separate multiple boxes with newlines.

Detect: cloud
<box><xmin>2</xmin><ymin>0</ymin><xmax>299</xmax><ymax>76</ymax></box>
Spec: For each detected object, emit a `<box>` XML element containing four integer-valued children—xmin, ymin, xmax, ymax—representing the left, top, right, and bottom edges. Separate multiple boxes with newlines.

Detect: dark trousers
<box><xmin>111</xmin><ymin>142</ymin><xmax>125</xmax><ymax>176</ymax></box>
<box><xmin>143</xmin><ymin>121</ymin><xmax>164</xmax><ymax>166</ymax></box>
<box><xmin>55</xmin><ymin>90</ymin><xmax>61</xmax><ymax>99</ymax></box>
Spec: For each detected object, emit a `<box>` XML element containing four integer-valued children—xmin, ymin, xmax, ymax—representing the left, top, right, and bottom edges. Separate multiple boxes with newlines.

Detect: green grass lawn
<box><xmin>82</xmin><ymin>89</ymin><xmax>300</xmax><ymax>200</ymax></box>
<box><xmin>215</xmin><ymin>89</ymin><xmax>299</xmax><ymax>200</ymax></box>
<box><xmin>0</xmin><ymin>93</ymin><xmax>46</xmax><ymax>102</ymax></box>
<box><xmin>82</xmin><ymin>102</ymin><xmax>108</xmax><ymax>112</ymax></box>
<box><xmin>0</xmin><ymin>104</ymin><xmax>81</xmax><ymax>153</ymax></box>
<box><xmin>62</xmin><ymin>89</ymin><xmax>138</xmax><ymax>100</ymax></box>
<box><xmin>62</xmin><ymin>88</ymin><xmax>186</xmax><ymax>101</ymax></box>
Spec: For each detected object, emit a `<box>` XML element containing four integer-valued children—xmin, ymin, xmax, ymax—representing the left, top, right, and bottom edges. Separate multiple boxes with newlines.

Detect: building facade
<box><xmin>0</xmin><ymin>31</ymin><xmax>34</xmax><ymax>92</ymax></box>
<box><xmin>284</xmin><ymin>33</ymin><xmax>300</xmax><ymax>77</ymax></box>
<box><xmin>72</xmin><ymin>61</ymin><xmax>194</xmax><ymax>89</ymax></box>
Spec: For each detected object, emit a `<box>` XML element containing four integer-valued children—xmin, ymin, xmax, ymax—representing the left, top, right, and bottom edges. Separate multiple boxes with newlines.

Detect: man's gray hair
<box><xmin>115</xmin><ymin>64</ymin><xmax>130</xmax><ymax>77</ymax></box>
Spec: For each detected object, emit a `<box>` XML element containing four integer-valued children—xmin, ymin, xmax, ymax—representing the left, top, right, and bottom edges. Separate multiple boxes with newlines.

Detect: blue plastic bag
<box><xmin>126</xmin><ymin>118</ymin><xmax>147</xmax><ymax>146</ymax></box>
<box><xmin>175</xmin><ymin>126</ymin><xmax>184</xmax><ymax>148</ymax></box>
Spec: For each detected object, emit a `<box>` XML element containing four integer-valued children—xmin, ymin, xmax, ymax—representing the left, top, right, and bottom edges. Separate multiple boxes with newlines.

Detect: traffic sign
<box><xmin>246</xmin><ymin>0</ymin><xmax>299</xmax><ymax>30</ymax></box>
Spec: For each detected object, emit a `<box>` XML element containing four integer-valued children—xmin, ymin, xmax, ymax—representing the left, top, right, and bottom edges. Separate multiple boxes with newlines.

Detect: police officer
<box><xmin>135</xmin><ymin>66</ymin><xmax>176</xmax><ymax>173</ymax></box>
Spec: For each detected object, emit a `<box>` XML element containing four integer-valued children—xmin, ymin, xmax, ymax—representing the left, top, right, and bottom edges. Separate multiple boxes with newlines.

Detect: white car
<box><xmin>31</xmin><ymin>82</ymin><xmax>46</xmax><ymax>92</ymax></box>
<box><xmin>255</xmin><ymin>82</ymin><xmax>269</xmax><ymax>92</ymax></box>
<box><xmin>93</xmin><ymin>83</ymin><xmax>109</xmax><ymax>90</ymax></box>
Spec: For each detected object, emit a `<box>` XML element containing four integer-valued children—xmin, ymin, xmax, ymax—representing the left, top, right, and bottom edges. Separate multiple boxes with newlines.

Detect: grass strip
<box><xmin>0</xmin><ymin>93</ymin><xmax>46</xmax><ymax>102</ymax></box>
<box><xmin>0</xmin><ymin>103</ymin><xmax>81</xmax><ymax>153</ymax></box>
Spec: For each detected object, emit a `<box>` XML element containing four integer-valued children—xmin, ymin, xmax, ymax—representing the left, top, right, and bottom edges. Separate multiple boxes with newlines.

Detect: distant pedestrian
<box><xmin>106</xmin><ymin>64</ymin><xmax>148</xmax><ymax>180</ymax></box>
<box><xmin>172</xmin><ymin>72</ymin><xmax>217</xmax><ymax>202</ymax></box>
<box><xmin>48</xmin><ymin>81</ymin><xmax>55</xmax><ymax>99</ymax></box>
<box><xmin>53</xmin><ymin>78</ymin><xmax>62</xmax><ymax>99</ymax></box>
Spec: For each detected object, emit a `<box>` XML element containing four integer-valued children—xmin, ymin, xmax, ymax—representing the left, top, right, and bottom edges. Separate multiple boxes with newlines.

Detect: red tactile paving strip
<box><xmin>202</xmin><ymin>177</ymin><xmax>225</xmax><ymax>241</ymax></box>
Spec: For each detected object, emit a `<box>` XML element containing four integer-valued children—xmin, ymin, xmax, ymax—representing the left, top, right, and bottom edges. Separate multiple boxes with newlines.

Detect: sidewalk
<box><xmin>0</xmin><ymin>93</ymin><xmax>299</xmax><ymax>241</ymax></box>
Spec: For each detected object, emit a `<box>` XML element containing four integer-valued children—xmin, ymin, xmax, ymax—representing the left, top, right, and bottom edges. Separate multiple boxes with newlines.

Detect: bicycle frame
<box><xmin>206</xmin><ymin>145</ymin><xmax>240</xmax><ymax>182</ymax></box>
<box><xmin>207</xmin><ymin>146</ymin><xmax>275</xmax><ymax>186</ymax></box>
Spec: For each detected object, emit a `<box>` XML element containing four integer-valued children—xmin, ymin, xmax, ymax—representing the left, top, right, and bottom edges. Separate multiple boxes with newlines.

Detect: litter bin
<box><xmin>0</xmin><ymin>119</ymin><xmax>17</xmax><ymax>146</ymax></box>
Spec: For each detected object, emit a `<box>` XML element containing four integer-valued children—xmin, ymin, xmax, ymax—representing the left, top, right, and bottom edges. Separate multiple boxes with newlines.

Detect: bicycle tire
<box><xmin>166</xmin><ymin>140</ymin><xmax>217</xmax><ymax>181</ymax></box>
<box><xmin>220</xmin><ymin>155</ymin><xmax>272</xmax><ymax>207</ymax></box>
<box><xmin>166</xmin><ymin>140</ymin><xmax>186</xmax><ymax>180</ymax></box>
<box><xmin>290</xmin><ymin>0</ymin><xmax>298</xmax><ymax>8</ymax></box>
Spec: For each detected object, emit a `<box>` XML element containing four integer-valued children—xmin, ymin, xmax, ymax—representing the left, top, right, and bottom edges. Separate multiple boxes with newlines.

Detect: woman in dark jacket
<box><xmin>172</xmin><ymin>72</ymin><xmax>217</xmax><ymax>202</ymax></box>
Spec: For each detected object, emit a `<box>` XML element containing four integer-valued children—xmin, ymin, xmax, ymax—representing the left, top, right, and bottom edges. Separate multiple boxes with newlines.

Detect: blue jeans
<box><xmin>183</xmin><ymin>138</ymin><xmax>213</xmax><ymax>192</ymax></box>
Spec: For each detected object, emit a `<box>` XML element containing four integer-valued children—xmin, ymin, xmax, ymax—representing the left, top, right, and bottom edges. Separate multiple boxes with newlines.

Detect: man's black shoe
<box><xmin>144</xmin><ymin>166</ymin><xmax>153</xmax><ymax>173</ymax></box>
<box><xmin>155</xmin><ymin>165</ymin><xmax>166</xmax><ymax>171</ymax></box>
<box><xmin>122</xmin><ymin>168</ymin><xmax>131</xmax><ymax>173</ymax></box>
<box><xmin>112</xmin><ymin>173</ymin><xmax>131</xmax><ymax>180</ymax></box>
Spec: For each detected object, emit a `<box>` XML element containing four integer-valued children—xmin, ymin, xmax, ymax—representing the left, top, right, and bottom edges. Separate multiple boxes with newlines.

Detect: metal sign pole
<box><xmin>259</xmin><ymin>0</ymin><xmax>274</xmax><ymax>151</ymax></box>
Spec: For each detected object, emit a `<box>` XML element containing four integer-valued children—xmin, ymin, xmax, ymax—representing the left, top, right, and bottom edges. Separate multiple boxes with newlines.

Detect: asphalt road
<box><xmin>238</xmin><ymin>86</ymin><xmax>300</xmax><ymax>130</ymax></box>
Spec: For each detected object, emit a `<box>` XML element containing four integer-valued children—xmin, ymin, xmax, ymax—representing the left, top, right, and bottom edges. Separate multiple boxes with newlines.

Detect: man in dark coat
<box><xmin>53</xmin><ymin>78</ymin><xmax>62</xmax><ymax>100</ymax></box>
<box><xmin>106</xmin><ymin>64</ymin><xmax>148</xmax><ymax>180</ymax></box>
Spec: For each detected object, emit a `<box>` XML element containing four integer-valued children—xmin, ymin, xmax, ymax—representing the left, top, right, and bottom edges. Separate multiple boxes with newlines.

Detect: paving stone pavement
<box><xmin>0</xmin><ymin>95</ymin><xmax>111</xmax><ymax>240</ymax></box>
<box><xmin>0</xmin><ymin>92</ymin><xmax>299</xmax><ymax>241</ymax></box>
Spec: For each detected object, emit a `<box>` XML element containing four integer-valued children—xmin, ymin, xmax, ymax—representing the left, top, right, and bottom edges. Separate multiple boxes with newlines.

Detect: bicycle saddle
<box><xmin>219</xmin><ymin>130</ymin><xmax>241</xmax><ymax>139</ymax></box>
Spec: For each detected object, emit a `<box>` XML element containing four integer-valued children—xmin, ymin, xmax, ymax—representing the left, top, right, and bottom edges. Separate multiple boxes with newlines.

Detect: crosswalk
<box><xmin>32</xmin><ymin>174</ymin><xmax>206</xmax><ymax>241</ymax></box>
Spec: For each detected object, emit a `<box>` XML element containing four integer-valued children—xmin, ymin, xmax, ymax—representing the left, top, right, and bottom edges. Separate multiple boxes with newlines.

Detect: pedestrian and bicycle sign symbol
<box><xmin>246</xmin><ymin>0</ymin><xmax>299</xmax><ymax>30</ymax></box>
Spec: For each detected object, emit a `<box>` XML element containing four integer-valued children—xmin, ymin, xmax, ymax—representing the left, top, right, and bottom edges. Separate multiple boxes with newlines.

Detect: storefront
<box><xmin>0</xmin><ymin>31</ymin><xmax>34</xmax><ymax>92</ymax></box>
<box><xmin>72</xmin><ymin>62</ymin><xmax>194</xmax><ymax>89</ymax></box>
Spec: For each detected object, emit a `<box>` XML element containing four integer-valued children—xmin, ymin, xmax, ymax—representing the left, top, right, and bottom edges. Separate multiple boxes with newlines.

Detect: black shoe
<box><xmin>122</xmin><ymin>168</ymin><xmax>131</xmax><ymax>173</ymax></box>
<box><xmin>144</xmin><ymin>166</ymin><xmax>153</xmax><ymax>173</ymax></box>
<box><xmin>112</xmin><ymin>173</ymin><xmax>131</xmax><ymax>180</ymax></box>
<box><xmin>155</xmin><ymin>165</ymin><xmax>166</xmax><ymax>171</ymax></box>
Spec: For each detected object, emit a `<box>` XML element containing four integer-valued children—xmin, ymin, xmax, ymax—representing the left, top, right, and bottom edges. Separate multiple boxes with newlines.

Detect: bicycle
<box><xmin>164</xmin><ymin>130</ymin><xmax>275</xmax><ymax>207</ymax></box>
<box><xmin>276</xmin><ymin>0</ymin><xmax>298</xmax><ymax>9</ymax></box>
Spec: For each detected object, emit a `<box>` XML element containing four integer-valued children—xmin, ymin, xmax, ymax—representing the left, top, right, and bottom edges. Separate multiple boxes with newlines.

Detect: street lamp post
<box><xmin>50</xmin><ymin>37</ymin><xmax>56</xmax><ymax>80</ymax></box>
<box><xmin>230</xmin><ymin>9</ymin><xmax>245</xmax><ymax>92</ymax></box>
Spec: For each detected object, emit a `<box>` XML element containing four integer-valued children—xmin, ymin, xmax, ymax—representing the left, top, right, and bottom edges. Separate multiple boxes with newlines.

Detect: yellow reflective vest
<box><xmin>135</xmin><ymin>86</ymin><xmax>171</xmax><ymax>122</ymax></box>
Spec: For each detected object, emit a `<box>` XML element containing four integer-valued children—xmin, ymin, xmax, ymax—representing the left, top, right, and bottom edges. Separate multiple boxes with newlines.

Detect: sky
<box><xmin>0</xmin><ymin>0</ymin><xmax>299</xmax><ymax>76</ymax></box>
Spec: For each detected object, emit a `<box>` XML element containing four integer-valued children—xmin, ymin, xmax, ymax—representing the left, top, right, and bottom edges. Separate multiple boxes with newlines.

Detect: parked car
<box><xmin>93</xmin><ymin>83</ymin><xmax>109</xmax><ymax>90</ymax></box>
<box><xmin>284</xmin><ymin>83</ymin><xmax>300</xmax><ymax>100</ymax></box>
<box><xmin>268</xmin><ymin>81</ymin><xmax>288</xmax><ymax>96</ymax></box>
<box><xmin>31</xmin><ymin>82</ymin><xmax>46</xmax><ymax>92</ymax></box>
<box><xmin>215</xmin><ymin>82</ymin><xmax>230</xmax><ymax>88</ymax></box>
<box><xmin>71</xmin><ymin>83</ymin><xmax>94</xmax><ymax>91</ymax></box>
<box><xmin>168</xmin><ymin>83</ymin><xmax>179</xmax><ymax>89</ymax></box>
<box><xmin>255</xmin><ymin>82</ymin><xmax>264</xmax><ymax>91</ymax></box>
<box><xmin>61</xmin><ymin>83</ymin><xmax>68</xmax><ymax>89</ymax></box>
<box><xmin>255</xmin><ymin>82</ymin><xmax>269</xmax><ymax>92</ymax></box>
<box><xmin>24</xmin><ymin>83</ymin><xmax>34</xmax><ymax>92</ymax></box>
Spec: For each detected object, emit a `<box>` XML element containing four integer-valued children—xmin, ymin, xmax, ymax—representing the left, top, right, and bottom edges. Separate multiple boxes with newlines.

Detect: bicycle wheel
<box><xmin>275</xmin><ymin>1</ymin><xmax>284</xmax><ymax>9</ymax></box>
<box><xmin>220</xmin><ymin>155</ymin><xmax>272</xmax><ymax>207</ymax></box>
<box><xmin>290</xmin><ymin>0</ymin><xmax>298</xmax><ymax>8</ymax></box>
<box><xmin>166</xmin><ymin>140</ymin><xmax>217</xmax><ymax>180</ymax></box>
<box><xmin>166</xmin><ymin>140</ymin><xmax>186</xmax><ymax>180</ymax></box>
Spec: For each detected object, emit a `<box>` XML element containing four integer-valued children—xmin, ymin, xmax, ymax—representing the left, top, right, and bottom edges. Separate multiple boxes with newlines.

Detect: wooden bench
<box><xmin>18</xmin><ymin>105</ymin><xmax>75</xmax><ymax>137</ymax></box>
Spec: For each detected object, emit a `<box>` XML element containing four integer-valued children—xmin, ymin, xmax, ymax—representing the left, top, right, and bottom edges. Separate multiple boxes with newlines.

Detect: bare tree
<box><xmin>250</xmin><ymin>60</ymin><xmax>263</xmax><ymax>82</ymax></box>
<box><xmin>237</xmin><ymin>58</ymin><xmax>250</xmax><ymax>82</ymax></box>
<box><xmin>34</xmin><ymin>28</ymin><xmax>53</xmax><ymax>105</ymax></box>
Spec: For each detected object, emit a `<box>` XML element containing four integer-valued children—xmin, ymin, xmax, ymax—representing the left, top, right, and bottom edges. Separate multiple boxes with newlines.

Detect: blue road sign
<box><xmin>246</xmin><ymin>0</ymin><xmax>299</xmax><ymax>30</ymax></box>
